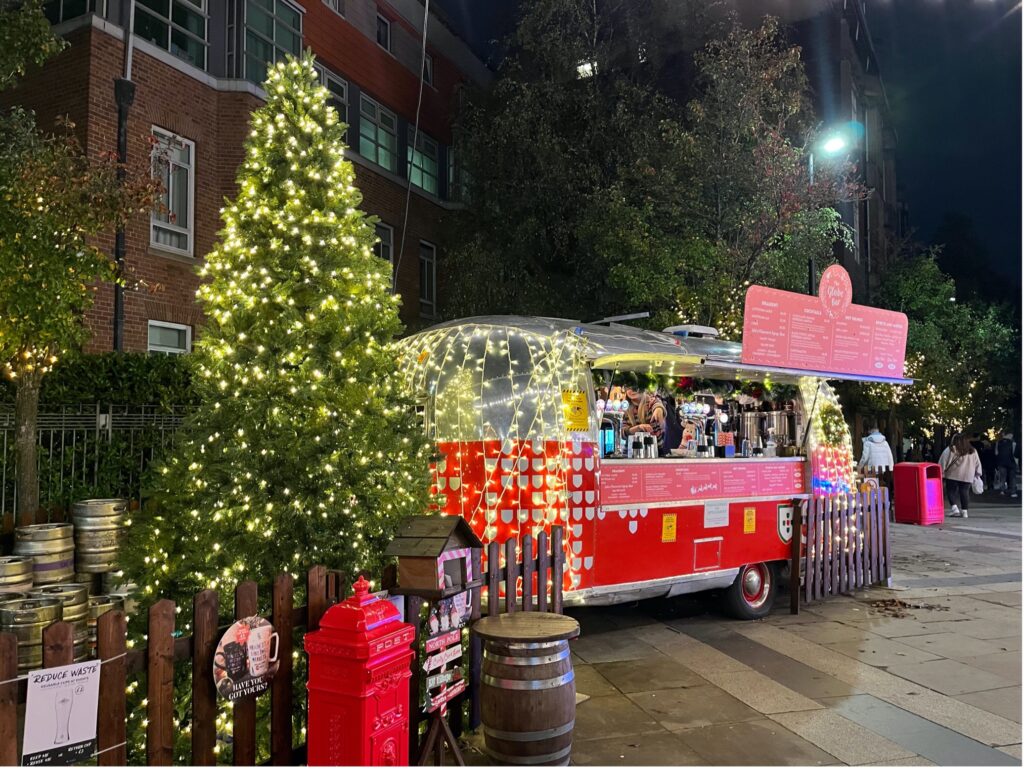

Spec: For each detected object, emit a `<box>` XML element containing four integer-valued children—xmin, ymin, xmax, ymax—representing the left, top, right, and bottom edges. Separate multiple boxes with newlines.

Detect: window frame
<box><xmin>150</xmin><ymin>126</ymin><xmax>196</xmax><ymax>258</ymax></box>
<box><xmin>407</xmin><ymin>127</ymin><xmax>439</xmax><ymax>195</ymax></box>
<box><xmin>147</xmin><ymin>320</ymin><xmax>193</xmax><ymax>355</ymax></box>
<box><xmin>133</xmin><ymin>0</ymin><xmax>209</xmax><ymax>71</ymax></box>
<box><xmin>314</xmin><ymin>63</ymin><xmax>349</xmax><ymax>128</ymax></box>
<box><xmin>43</xmin><ymin>0</ymin><xmax>107</xmax><ymax>24</ymax></box>
<box><xmin>374</xmin><ymin>222</ymin><xmax>394</xmax><ymax>265</ymax></box>
<box><xmin>423</xmin><ymin>53</ymin><xmax>434</xmax><ymax>86</ymax></box>
<box><xmin>322</xmin><ymin>0</ymin><xmax>344</xmax><ymax>16</ymax></box>
<box><xmin>243</xmin><ymin>0</ymin><xmax>303</xmax><ymax>85</ymax></box>
<box><xmin>419</xmin><ymin>240</ymin><xmax>437</xmax><ymax>319</ymax></box>
<box><xmin>358</xmin><ymin>93</ymin><xmax>398</xmax><ymax>173</ymax></box>
<box><xmin>375</xmin><ymin>13</ymin><xmax>391</xmax><ymax>52</ymax></box>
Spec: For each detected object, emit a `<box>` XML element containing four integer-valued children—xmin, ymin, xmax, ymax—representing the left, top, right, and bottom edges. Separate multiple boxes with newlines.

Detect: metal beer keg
<box><xmin>0</xmin><ymin>556</ymin><xmax>35</xmax><ymax>595</ymax></box>
<box><xmin>72</xmin><ymin>499</ymin><xmax>127</xmax><ymax>574</ymax></box>
<box><xmin>14</xmin><ymin>524</ymin><xmax>75</xmax><ymax>585</ymax></box>
<box><xmin>0</xmin><ymin>596</ymin><xmax>63</xmax><ymax>672</ymax></box>
<box><xmin>29</xmin><ymin>583</ymin><xmax>90</xmax><ymax>651</ymax></box>
<box><xmin>86</xmin><ymin>594</ymin><xmax>125</xmax><ymax>656</ymax></box>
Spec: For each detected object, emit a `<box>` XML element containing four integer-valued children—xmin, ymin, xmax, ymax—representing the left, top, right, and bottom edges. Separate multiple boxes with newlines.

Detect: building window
<box><xmin>407</xmin><ymin>129</ymin><xmax>439</xmax><ymax>195</ymax></box>
<box><xmin>447</xmin><ymin>147</ymin><xmax>467</xmax><ymax>202</ymax></box>
<box><xmin>244</xmin><ymin>0</ymin><xmax>302</xmax><ymax>85</ymax></box>
<box><xmin>134</xmin><ymin>0</ymin><xmax>208</xmax><ymax>70</ymax></box>
<box><xmin>419</xmin><ymin>241</ymin><xmax>436</xmax><ymax>318</ymax></box>
<box><xmin>151</xmin><ymin>128</ymin><xmax>195</xmax><ymax>256</ymax></box>
<box><xmin>315</xmin><ymin>64</ymin><xmax>348</xmax><ymax>127</ymax></box>
<box><xmin>375</xmin><ymin>223</ymin><xmax>393</xmax><ymax>264</ymax></box>
<box><xmin>376</xmin><ymin>13</ymin><xmax>390</xmax><ymax>51</ymax></box>
<box><xmin>358</xmin><ymin>94</ymin><xmax>397</xmax><ymax>172</ymax></box>
<box><xmin>322</xmin><ymin>0</ymin><xmax>343</xmax><ymax>15</ymax></box>
<box><xmin>148</xmin><ymin>321</ymin><xmax>192</xmax><ymax>355</ymax></box>
<box><xmin>43</xmin><ymin>0</ymin><xmax>105</xmax><ymax>23</ymax></box>
<box><xmin>423</xmin><ymin>53</ymin><xmax>433</xmax><ymax>85</ymax></box>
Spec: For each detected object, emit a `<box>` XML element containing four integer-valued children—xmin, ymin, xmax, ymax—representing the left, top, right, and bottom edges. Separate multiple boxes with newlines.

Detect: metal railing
<box><xmin>0</xmin><ymin>404</ymin><xmax>186</xmax><ymax>524</ymax></box>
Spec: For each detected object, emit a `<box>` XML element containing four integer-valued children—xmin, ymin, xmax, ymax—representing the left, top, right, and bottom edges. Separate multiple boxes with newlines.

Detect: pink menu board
<box><xmin>741</xmin><ymin>265</ymin><xmax>908</xmax><ymax>378</ymax></box>
<box><xmin>600</xmin><ymin>460</ymin><xmax>806</xmax><ymax>507</ymax></box>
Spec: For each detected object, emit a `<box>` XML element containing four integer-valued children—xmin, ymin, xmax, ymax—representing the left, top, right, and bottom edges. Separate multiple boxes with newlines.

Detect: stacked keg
<box><xmin>13</xmin><ymin>524</ymin><xmax>75</xmax><ymax>585</ymax></box>
<box><xmin>72</xmin><ymin>499</ymin><xmax>127</xmax><ymax>577</ymax></box>
<box><xmin>86</xmin><ymin>594</ymin><xmax>125</xmax><ymax>655</ymax></box>
<box><xmin>0</xmin><ymin>555</ymin><xmax>34</xmax><ymax>596</ymax></box>
<box><xmin>0</xmin><ymin>596</ymin><xmax>63</xmax><ymax>672</ymax></box>
<box><xmin>28</xmin><ymin>584</ymin><xmax>90</xmax><ymax>662</ymax></box>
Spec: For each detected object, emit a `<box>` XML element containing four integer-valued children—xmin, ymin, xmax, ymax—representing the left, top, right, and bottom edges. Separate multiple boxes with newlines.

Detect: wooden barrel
<box><xmin>481</xmin><ymin>638</ymin><xmax>576</xmax><ymax>765</ymax></box>
<box><xmin>0</xmin><ymin>556</ymin><xmax>35</xmax><ymax>595</ymax></box>
<box><xmin>14</xmin><ymin>524</ymin><xmax>75</xmax><ymax>585</ymax></box>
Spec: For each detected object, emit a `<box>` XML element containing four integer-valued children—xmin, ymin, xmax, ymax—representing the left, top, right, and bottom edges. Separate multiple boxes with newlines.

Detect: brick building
<box><xmin>3</xmin><ymin>0</ymin><xmax>490</xmax><ymax>353</ymax></box>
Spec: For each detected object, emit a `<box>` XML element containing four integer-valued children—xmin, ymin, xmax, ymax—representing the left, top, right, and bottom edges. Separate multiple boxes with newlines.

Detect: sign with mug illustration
<box><xmin>213</xmin><ymin>616</ymin><xmax>280</xmax><ymax>701</ymax></box>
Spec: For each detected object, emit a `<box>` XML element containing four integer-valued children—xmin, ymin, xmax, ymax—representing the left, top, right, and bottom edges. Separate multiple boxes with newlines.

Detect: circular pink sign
<box><xmin>819</xmin><ymin>265</ymin><xmax>853</xmax><ymax>319</ymax></box>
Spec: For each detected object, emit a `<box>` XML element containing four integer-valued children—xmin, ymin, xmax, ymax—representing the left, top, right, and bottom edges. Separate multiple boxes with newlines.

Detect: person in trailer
<box><xmin>621</xmin><ymin>372</ymin><xmax>667</xmax><ymax>443</ymax></box>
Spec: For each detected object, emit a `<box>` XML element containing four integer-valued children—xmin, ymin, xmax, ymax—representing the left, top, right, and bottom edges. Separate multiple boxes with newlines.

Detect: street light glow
<box><xmin>821</xmin><ymin>136</ymin><xmax>847</xmax><ymax>155</ymax></box>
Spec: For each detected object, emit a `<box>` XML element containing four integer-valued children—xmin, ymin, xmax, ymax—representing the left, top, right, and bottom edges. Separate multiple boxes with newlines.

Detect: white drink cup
<box><xmin>247</xmin><ymin>624</ymin><xmax>279</xmax><ymax>678</ymax></box>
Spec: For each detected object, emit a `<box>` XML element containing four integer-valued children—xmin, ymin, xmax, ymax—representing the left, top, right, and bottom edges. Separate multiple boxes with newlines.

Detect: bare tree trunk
<box><xmin>15</xmin><ymin>368</ymin><xmax>42</xmax><ymax>527</ymax></box>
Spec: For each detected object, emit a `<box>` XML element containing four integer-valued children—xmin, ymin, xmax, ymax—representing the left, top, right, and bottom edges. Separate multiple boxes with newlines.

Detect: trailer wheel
<box><xmin>722</xmin><ymin>562</ymin><xmax>775</xmax><ymax>620</ymax></box>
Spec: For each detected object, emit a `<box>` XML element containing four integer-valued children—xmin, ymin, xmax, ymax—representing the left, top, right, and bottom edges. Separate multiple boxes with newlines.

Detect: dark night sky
<box><xmin>436</xmin><ymin>0</ymin><xmax>1022</xmax><ymax>284</ymax></box>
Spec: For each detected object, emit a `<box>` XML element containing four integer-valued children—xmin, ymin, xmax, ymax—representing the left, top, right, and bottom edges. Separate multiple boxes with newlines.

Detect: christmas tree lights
<box><xmin>121</xmin><ymin>53</ymin><xmax>431</xmax><ymax>761</ymax></box>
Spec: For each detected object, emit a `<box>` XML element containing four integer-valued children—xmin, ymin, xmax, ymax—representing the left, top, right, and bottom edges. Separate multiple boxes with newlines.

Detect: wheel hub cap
<box><xmin>743</xmin><ymin>568</ymin><xmax>763</xmax><ymax>597</ymax></box>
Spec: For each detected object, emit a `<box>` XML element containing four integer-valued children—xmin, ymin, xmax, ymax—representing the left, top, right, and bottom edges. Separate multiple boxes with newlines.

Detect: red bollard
<box><xmin>305</xmin><ymin>576</ymin><xmax>415</xmax><ymax>766</ymax></box>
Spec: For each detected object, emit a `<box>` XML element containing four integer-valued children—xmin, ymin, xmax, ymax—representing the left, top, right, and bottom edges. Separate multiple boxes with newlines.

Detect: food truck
<box><xmin>399</xmin><ymin>267</ymin><xmax>909</xmax><ymax>618</ymax></box>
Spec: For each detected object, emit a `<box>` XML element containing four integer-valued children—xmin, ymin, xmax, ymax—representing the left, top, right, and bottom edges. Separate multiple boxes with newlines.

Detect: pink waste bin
<box><xmin>894</xmin><ymin>462</ymin><xmax>944</xmax><ymax>525</ymax></box>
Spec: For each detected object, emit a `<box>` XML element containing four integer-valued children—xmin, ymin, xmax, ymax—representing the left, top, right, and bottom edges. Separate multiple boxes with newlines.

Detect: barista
<box><xmin>621</xmin><ymin>372</ymin><xmax>666</xmax><ymax>443</ymax></box>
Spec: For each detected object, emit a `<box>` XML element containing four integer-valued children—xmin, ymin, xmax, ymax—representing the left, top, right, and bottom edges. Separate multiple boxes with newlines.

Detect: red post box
<box><xmin>305</xmin><ymin>576</ymin><xmax>416</xmax><ymax>766</ymax></box>
<box><xmin>894</xmin><ymin>462</ymin><xmax>944</xmax><ymax>525</ymax></box>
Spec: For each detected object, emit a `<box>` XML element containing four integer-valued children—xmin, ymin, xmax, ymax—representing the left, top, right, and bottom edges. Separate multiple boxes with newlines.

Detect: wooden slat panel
<box><xmin>504</xmin><ymin>538</ymin><xmax>518</xmax><ymax>614</ymax></box>
<box><xmin>855</xmin><ymin>495</ymin><xmax>865</xmax><ymax>589</ymax></box>
<box><xmin>147</xmin><ymin>599</ymin><xmax>176</xmax><ymax>766</ymax></box>
<box><xmin>42</xmin><ymin>620</ymin><xmax>73</xmax><ymax>667</ymax></box>
<box><xmin>191</xmin><ymin>590</ymin><xmax>218</xmax><ymax>766</ymax></box>
<box><xmin>233</xmin><ymin>582</ymin><xmax>258</xmax><ymax>768</ymax></box>
<box><xmin>486</xmin><ymin>542</ymin><xmax>499</xmax><ymax>617</ymax></box>
<box><xmin>872</xmin><ymin>490</ymin><xmax>882</xmax><ymax>584</ymax></box>
<box><xmin>537</xmin><ymin>531</ymin><xmax>550</xmax><ymax>613</ymax></box>
<box><xmin>845</xmin><ymin>496</ymin><xmax>854</xmax><ymax>593</ymax></box>
<box><xmin>0</xmin><ymin>633</ymin><xmax>18</xmax><ymax>766</ymax></box>
<box><xmin>271</xmin><ymin>573</ymin><xmax>294</xmax><ymax>765</ymax></box>
<box><xmin>521</xmin><ymin>534</ymin><xmax>534</xmax><ymax>612</ymax></box>
<box><xmin>552</xmin><ymin>526</ymin><xmax>564</xmax><ymax>614</ymax></box>
<box><xmin>307</xmin><ymin>566</ymin><xmax>327</xmax><ymax>632</ymax></box>
<box><xmin>97</xmin><ymin>610</ymin><xmax>127</xmax><ymax>766</ymax></box>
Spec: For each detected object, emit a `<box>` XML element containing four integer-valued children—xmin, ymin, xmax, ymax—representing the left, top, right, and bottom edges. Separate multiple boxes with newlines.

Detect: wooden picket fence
<box><xmin>0</xmin><ymin>527</ymin><xmax>567</xmax><ymax>766</ymax></box>
<box><xmin>800</xmin><ymin>488</ymin><xmax>891</xmax><ymax>604</ymax></box>
<box><xmin>0</xmin><ymin>566</ymin><xmax>347</xmax><ymax>766</ymax></box>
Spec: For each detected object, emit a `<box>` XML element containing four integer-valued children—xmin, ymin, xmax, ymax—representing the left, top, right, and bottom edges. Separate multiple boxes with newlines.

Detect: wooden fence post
<box><xmin>271</xmin><ymin>573</ymin><xmax>294</xmax><ymax>766</ymax></box>
<box><xmin>191</xmin><ymin>590</ymin><xmax>218</xmax><ymax>766</ymax></box>
<box><xmin>537</xmin><ymin>531</ymin><xmax>550</xmax><ymax>613</ymax></box>
<box><xmin>0</xmin><ymin>633</ymin><xmax>17</xmax><ymax>766</ymax></box>
<box><xmin>97</xmin><ymin>610</ymin><xmax>127</xmax><ymax>766</ymax></box>
<box><xmin>306</xmin><ymin>566</ymin><xmax>327</xmax><ymax>632</ymax></box>
<box><xmin>552</xmin><ymin>527</ymin><xmax>564</xmax><ymax>614</ymax></box>
<box><xmin>42</xmin><ymin>620</ymin><xmax>73</xmax><ymax>667</ymax></box>
<box><xmin>789</xmin><ymin>501</ymin><xmax>803</xmax><ymax>614</ymax></box>
<box><xmin>521</xmin><ymin>534</ymin><xmax>534</xmax><ymax>612</ymax></box>
<box><xmin>504</xmin><ymin>538</ymin><xmax>518</xmax><ymax>614</ymax></box>
<box><xmin>468</xmin><ymin>547</ymin><xmax>482</xmax><ymax>730</ymax></box>
<box><xmin>233</xmin><ymin>581</ymin><xmax>258</xmax><ymax>767</ymax></box>
<box><xmin>486</xmin><ymin>543</ymin><xmax>499</xmax><ymax>617</ymax></box>
<box><xmin>147</xmin><ymin>599</ymin><xmax>176</xmax><ymax>766</ymax></box>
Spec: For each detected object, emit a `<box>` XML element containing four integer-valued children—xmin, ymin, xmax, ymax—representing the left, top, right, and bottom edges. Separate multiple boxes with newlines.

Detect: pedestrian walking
<box><xmin>995</xmin><ymin>431</ymin><xmax>1018</xmax><ymax>499</ymax></box>
<box><xmin>858</xmin><ymin>419</ymin><xmax>895</xmax><ymax>472</ymax></box>
<box><xmin>938</xmin><ymin>433</ymin><xmax>982</xmax><ymax>517</ymax></box>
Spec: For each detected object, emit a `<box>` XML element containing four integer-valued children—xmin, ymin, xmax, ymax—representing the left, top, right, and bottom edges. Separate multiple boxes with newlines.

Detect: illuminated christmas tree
<box><xmin>123</xmin><ymin>53</ymin><xmax>431</xmax><ymax>613</ymax></box>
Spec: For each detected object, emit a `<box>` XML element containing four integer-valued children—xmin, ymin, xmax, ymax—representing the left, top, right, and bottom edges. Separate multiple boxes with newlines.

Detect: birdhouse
<box><xmin>384</xmin><ymin>516</ymin><xmax>483</xmax><ymax>597</ymax></box>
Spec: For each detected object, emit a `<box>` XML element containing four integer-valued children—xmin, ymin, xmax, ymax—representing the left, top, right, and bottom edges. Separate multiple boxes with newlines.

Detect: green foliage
<box><xmin>0</xmin><ymin>0</ymin><xmax>65</xmax><ymax>93</ymax></box>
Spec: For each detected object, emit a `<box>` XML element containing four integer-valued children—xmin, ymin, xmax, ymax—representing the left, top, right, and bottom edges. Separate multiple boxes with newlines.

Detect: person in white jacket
<box><xmin>938</xmin><ymin>433</ymin><xmax>982</xmax><ymax>518</ymax></box>
<box><xmin>859</xmin><ymin>421</ymin><xmax>895</xmax><ymax>472</ymax></box>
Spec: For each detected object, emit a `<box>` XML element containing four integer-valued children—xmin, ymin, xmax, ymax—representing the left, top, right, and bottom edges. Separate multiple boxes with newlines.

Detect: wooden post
<box><xmin>0</xmin><ymin>633</ymin><xmax>17</xmax><ymax>766</ymax></box>
<box><xmin>882</xmin><ymin>487</ymin><xmax>892</xmax><ymax>585</ymax></box>
<box><xmin>504</xmin><ymin>538</ymin><xmax>518</xmax><ymax>614</ymax></box>
<box><xmin>233</xmin><ymin>581</ymin><xmax>258</xmax><ymax>767</ymax></box>
<box><xmin>537</xmin><ymin>531</ymin><xmax>550</xmax><ymax>613</ymax></box>
<box><xmin>42</xmin><ymin>620</ymin><xmax>73</xmax><ymax>667</ymax></box>
<box><xmin>307</xmin><ymin>566</ymin><xmax>328</xmax><ymax>632</ymax></box>
<box><xmin>147</xmin><ymin>599</ymin><xmax>176</xmax><ymax>766</ymax></box>
<box><xmin>521</xmin><ymin>534</ymin><xmax>534</xmax><ymax>612</ymax></box>
<box><xmin>405</xmin><ymin>595</ymin><xmax>423</xmax><ymax>761</ymax></box>
<box><xmin>468</xmin><ymin>547</ymin><xmax>482</xmax><ymax>730</ymax></box>
<box><xmin>271</xmin><ymin>573</ymin><xmax>294</xmax><ymax>765</ymax></box>
<box><xmin>552</xmin><ymin>526</ymin><xmax>564</xmax><ymax>614</ymax></box>
<box><xmin>191</xmin><ymin>590</ymin><xmax>218</xmax><ymax>766</ymax></box>
<box><xmin>97</xmin><ymin>610</ymin><xmax>127</xmax><ymax>766</ymax></box>
<box><xmin>486</xmin><ymin>543</ymin><xmax>499</xmax><ymax>617</ymax></box>
<box><xmin>789</xmin><ymin>500</ymin><xmax>802</xmax><ymax>614</ymax></box>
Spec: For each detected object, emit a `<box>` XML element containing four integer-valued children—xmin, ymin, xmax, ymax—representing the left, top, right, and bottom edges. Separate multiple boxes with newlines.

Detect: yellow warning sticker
<box><xmin>744</xmin><ymin>507</ymin><xmax>756</xmax><ymax>534</ymax></box>
<box><xmin>561</xmin><ymin>390</ymin><xmax>590</xmax><ymax>432</ymax></box>
<box><xmin>662</xmin><ymin>514</ymin><xmax>677</xmax><ymax>543</ymax></box>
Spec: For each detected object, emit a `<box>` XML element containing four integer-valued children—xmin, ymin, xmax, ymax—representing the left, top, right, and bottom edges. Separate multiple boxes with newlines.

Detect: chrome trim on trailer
<box><xmin>563</xmin><ymin>568</ymin><xmax>740</xmax><ymax>606</ymax></box>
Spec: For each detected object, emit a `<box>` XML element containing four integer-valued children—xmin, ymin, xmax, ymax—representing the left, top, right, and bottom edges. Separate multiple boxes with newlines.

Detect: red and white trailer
<box><xmin>400</xmin><ymin>268</ymin><xmax>909</xmax><ymax>617</ymax></box>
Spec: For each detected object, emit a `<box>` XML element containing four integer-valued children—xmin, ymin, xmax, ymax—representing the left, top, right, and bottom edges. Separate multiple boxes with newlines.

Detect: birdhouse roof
<box><xmin>384</xmin><ymin>515</ymin><xmax>482</xmax><ymax>558</ymax></box>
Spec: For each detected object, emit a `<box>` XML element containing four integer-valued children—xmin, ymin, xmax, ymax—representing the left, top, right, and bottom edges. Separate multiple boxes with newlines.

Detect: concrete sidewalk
<box><xmin>467</xmin><ymin>503</ymin><xmax>1021</xmax><ymax>766</ymax></box>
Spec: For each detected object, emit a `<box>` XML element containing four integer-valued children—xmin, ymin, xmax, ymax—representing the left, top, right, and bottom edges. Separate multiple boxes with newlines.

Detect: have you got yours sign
<box><xmin>213</xmin><ymin>616</ymin><xmax>280</xmax><ymax>702</ymax></box>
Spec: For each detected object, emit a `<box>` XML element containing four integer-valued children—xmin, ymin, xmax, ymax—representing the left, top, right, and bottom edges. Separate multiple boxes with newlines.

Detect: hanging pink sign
<box><xmin>741</xmin><ymin>265</ymin><xmax>908</xmax><ymax>378</ymax></box>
